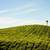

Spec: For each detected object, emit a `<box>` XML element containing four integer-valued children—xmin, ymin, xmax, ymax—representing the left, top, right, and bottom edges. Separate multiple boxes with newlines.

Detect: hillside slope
<box><xmin>0</xmin><ymin>25</ymin><xmax>50</xmax><ymax>50</ymax></box>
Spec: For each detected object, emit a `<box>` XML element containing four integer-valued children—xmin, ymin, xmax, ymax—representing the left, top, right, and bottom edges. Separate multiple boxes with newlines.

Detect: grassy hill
<box><xmin>0</xmin><ymin>25</ymin><xmax>50</xmax><ymax>50</ymax></box>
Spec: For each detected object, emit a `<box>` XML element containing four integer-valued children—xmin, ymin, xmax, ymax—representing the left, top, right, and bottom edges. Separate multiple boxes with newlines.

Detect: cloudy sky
<box><xmin>0</xmin><ymin>0</ymin><xmax>50</xmax><ymax>28</ymax></box>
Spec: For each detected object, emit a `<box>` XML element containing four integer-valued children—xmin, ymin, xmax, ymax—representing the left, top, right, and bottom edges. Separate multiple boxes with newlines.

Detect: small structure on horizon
<box><xmin>46</xmin><ymin>20</ymin><xmax>48</xmax><ymax>26</ymax></box>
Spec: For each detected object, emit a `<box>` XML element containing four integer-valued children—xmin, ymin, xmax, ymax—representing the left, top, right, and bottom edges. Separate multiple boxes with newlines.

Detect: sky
<box><xmin>0</xmin><ymin>0</ymin><xmax>50</xmax><ymax>28</ymax></box>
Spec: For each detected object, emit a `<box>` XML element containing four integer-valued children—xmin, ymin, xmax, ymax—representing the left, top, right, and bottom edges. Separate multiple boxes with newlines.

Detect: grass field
<box><xmin>0</xmin><ymin>25</ymin><xmax>50</xmax><ymax>50</ymax></box>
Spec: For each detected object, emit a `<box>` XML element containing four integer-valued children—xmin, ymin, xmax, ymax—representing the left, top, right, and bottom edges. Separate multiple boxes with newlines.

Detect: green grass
<box><xmin>0</xmin><ymin>25</ymin><xmax>50</xmax><ymax>50</ymax></box>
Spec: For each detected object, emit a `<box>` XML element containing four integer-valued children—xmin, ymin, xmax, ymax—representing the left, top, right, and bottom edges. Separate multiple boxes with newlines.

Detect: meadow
<box><xmin>0</xmin><ymin>25</ymin><xmax>50</xmax><ymax>50</ymax></box>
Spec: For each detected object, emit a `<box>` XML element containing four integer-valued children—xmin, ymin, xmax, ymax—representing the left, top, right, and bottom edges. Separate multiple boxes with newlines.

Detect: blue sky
<box><xmin>0</xmin><ymin>0</ymin><xmax>50</xmax><ymax>28</ymax></box>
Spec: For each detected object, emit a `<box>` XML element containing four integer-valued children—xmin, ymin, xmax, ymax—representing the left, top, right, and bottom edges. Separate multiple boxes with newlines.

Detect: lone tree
<box><xmin>46</xmin><ymin>20</ymin><xmax>48</xmax><ymax>26</ymax></box>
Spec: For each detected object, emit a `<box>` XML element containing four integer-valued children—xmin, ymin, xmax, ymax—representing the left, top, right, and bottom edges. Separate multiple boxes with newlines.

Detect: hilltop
<box><xmin>0</xmin><ymin>25</ymin><xmax>49</xmax><ymax>42</ymax></box>
<box><xmin>0</xmin><ymin>25</ymin><xmax>50</xmax><ymax>50</ymax></box>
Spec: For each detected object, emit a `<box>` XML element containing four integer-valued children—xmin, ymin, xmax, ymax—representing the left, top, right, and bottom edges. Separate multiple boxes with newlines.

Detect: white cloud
<box><xmin>0</xmin><ymin>7</ymin><xmax>16</xmax><ymax>15</ymax></box>
<box><xmin>0</xmin><ymin>6</ymin><xmax>25</xmax><ymax>15</ymax></box>
<box><xmin>0</xmin><ymin>3</ymin><xmax>37</xmax><ymax>15</ymax></box>
<box><xmin>0</xmin><ymin>10</ymin><xmax>8</xmax><ymax>14</ymax></box>
<box><xmin>16</xmin><ymin>8</ymin><xmax>37</xmax><ymax>15</ymax></box>
<box><xmin>16</xmin><ymin>3</ymin><xmax>39</xmax><ymax>15</ymax></box>
<box><xmin>16</xmin><ymin>4</ymin><xmax>32</xmax><ymax>11</ymax></box>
